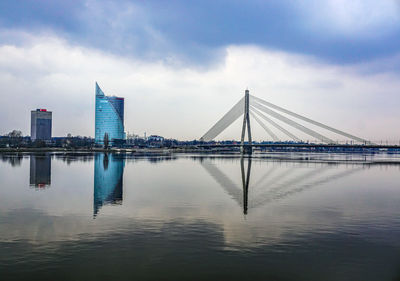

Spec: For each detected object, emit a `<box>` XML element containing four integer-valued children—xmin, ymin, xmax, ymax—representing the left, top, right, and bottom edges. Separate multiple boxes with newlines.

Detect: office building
<box><xmin>31</xmin><ymin>109</ymin><xmax>52</xmax><ymax>141</ymax></box>
<box><xmin>95</xmin><ymin>82</ymin><xmax>125</xmax><ymax>145</ymax></box>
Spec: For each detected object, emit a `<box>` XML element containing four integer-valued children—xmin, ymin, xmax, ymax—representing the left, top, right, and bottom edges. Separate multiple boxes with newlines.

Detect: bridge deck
<box><xmin>198</xmin><ymin>143</ymin><xmax>400</xmax><ymax>149</ymax></box>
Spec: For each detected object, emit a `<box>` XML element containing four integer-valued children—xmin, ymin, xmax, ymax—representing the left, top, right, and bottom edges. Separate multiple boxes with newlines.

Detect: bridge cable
<box><xmin>251</xmin><ymin>95</ymin><xmax>368</xmax><ymax>143</ymax></box>
<box><xmin>249</xmin><ymin>111</ymin><xmax>280</xmax><ymax>141</ymax></box>
<box><xmin>251</xmin><ymin>100</ymin><xmax>334</xmax><ymax>143</ymax></box>
<box><xmin>201</xmin><ymin>97</ymin><xmax>245</xmax><ymax>141</ymax></box>
<box><xmin>250</xmin><ymin>106</ymin><xmax>301</xmax><ymax>142</ymax></box>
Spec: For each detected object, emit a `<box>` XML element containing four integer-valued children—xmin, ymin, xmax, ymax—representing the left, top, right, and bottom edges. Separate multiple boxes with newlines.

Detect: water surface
<box><xmin>1</xmin><ymin>152</ymin><xmax>400</xmax><ymax>281</ymax></box>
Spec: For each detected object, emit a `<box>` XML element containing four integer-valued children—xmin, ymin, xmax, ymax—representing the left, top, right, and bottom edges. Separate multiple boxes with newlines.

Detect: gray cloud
<box><xmin>1</xmin><ymin>0</ymin><xmax>400</xmax><ymax>66</ymax></box>
<box><xmin>0</xmin><ymin>33</ymin><xmax>399</xmax><ymax>141</ymax></box>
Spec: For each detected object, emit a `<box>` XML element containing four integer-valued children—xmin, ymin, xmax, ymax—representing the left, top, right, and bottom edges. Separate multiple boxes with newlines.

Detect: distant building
<box><xmin>148</xmin><ymin>135</ymin><xmax>164</xmax><ymax>142</ymax></box>
<box><xmin>31</xmin><ymin>109</ymin><xmax>52</xmax><ymax>141</ymax></box>
<box><xmin>95</xmin><ymin>82</ymin><xmax>125</xmax><ymax>145</ymax></box>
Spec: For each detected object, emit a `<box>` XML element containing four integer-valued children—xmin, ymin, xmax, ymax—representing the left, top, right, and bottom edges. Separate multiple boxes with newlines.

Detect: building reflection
<box><xmin>29</xmin><ymin>154</ymin><xmax>51</xmax><ymax>188</ymax></box>
<box><xmin>93</xmin><ymin>153</ymin><xmax>124</xmax><ymax>217</ymax></box>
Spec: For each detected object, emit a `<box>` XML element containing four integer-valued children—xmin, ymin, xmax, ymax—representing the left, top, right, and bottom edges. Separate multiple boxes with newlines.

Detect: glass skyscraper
<box><xmin>95</xmin><ymin>82</ymin><xmax>125</xmax><ymax>145</ymax></box>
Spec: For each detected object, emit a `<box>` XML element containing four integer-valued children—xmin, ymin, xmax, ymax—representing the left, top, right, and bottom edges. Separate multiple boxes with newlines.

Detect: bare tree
<box><xmin>8</xmin><ymin>130</ymin><xmax>22</xmax><ymax>138</ymax></box>
<box><xmin>8</xmin><ymin>130</ymin><xmax>23</xmax><ymax>147</ymax></box>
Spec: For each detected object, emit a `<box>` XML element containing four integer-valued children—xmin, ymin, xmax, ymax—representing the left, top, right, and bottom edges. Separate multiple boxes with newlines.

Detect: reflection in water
<box><xmin>202</xmin><ymin>157</ymin><xmax>364</xmax><ymax>215</ymax></box>
<box><xmin>55</xmin><ymin>153</ymin><xmax>94</xmax><ymax>164</ymax></box>
<box><xmin>251</xmin><ymin>165</ymin><xmax>363</xmax><ymax>209</ymax></box>
<box><xmin>0</xmin><ymin>153</ymin><xmax>23</xmax><ymax>166</ymax></box>
<box><xmin>1</xmin><ymin>153</ymin><xmax>400</xmax><ymax>280</ymax></box>
<box><xmin>93</xmin><ymin>153</ymin><xmax>124</xmax><ymax>217</ymax></box>
<box><xmin>241</xmin><ymin>157</ymin><xmax>251</xmax><ymax>215</ymax></box>
<box><xmin>29</xmin><ymin>154</ymin><xmax>51</xmax><ymax>188</ymax></box>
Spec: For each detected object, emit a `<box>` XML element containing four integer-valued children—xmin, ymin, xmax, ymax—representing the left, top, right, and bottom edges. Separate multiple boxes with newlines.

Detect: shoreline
<box><xmin>2</xmin><ymin>148</ymin><xmax>400</xmax><ymax>166</ymax></box>
<box><xmin>0</xmin><ymin>147</ymin><xmax>214</xmax><ymax>154</ymax></box>
<box><xmin>1</xmin><ymin>146</ymin><xmax>400</xmax><ymax>155</ymax></box>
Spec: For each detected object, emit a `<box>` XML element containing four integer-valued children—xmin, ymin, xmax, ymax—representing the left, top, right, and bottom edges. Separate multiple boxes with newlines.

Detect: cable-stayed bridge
<box><xmin>200</xmin><ymin>89</ymin><xmax>398</xmax><ymax>153</ymax></box>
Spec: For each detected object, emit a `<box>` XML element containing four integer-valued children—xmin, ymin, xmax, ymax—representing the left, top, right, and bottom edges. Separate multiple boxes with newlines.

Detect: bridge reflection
<box><xmin>93</xmin><ymin>153</ymin><xmax>124</xmax><ymax>217</ymax></box>
<box><xmin>201</xmin><ymin>157</ymin><xmax>363</xmax><ymax>215</ymax></box>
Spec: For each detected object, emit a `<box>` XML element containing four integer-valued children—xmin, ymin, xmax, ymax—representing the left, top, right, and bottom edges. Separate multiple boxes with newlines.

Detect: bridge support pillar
<box><xmin>241</xmin><ymin>89</ymin><xmax>252</xmax><ymax>154</ymax></box>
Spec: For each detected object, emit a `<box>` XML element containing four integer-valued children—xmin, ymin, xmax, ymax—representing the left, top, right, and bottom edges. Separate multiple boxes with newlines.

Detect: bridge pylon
<box><xmin>241</xmin><ymin>89</ymin><xmax>252</xmax><ymax>154</ymax></box>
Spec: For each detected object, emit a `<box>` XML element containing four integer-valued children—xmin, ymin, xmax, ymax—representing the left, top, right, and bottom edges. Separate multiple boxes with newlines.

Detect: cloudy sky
<box><xmin>0</xmin><ymin>0</ymin><xmax>400</xmax><ymax>141</ymax></box>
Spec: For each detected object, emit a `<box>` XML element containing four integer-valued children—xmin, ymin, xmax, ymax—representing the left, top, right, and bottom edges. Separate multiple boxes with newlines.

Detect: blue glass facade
<box><xmin>93</xmin><ymin>153</ymin><xmax>124</xmax><ymax>217</ymax></box>
<box><xmin>95</xmin><ymin>83</ymin><xmax>125</xmax><ymax>144</ymax></box>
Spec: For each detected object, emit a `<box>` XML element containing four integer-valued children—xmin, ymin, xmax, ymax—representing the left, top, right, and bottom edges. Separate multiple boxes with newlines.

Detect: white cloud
<box><xmin>0</xmin><ymin>32</ymin><xmax>399</xmax><ymax>141</ymax></box>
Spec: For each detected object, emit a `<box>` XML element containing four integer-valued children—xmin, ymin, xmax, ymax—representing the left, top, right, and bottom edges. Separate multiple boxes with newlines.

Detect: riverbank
<box><xmin>0</xmin><ymin>147</ymin><xmax>216</xmax><ymax>154</ymax></box>
<box><xmin>1</xmin><ymin>146</ymin><xmax>399</xmax><ymax>155</ymax></box>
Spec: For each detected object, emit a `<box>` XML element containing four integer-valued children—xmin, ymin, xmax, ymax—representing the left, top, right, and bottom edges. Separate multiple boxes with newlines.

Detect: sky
<box><xmin>0</xmin><ymin>0</ymin><xmax>400</xmax><ymax>141</ymax></box>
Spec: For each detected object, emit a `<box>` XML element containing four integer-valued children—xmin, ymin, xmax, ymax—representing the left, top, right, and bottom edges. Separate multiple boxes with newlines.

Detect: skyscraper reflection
<box><xmin>93</xmin><ymin>153</ymin><xmax>124</xmax><ymax>217</ymax></box>
<box><xmin>29</xmin><ymin>154</ymin><xmax>51</xmax><ymax>188</ymax></box>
